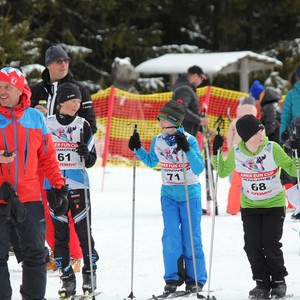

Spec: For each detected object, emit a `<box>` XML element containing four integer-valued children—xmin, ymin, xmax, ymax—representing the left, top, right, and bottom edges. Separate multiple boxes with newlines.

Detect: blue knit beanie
<box><xmin>249</xmin><ymin>80</ymin><xmax>265</xmax><ymax>100</ymax></box>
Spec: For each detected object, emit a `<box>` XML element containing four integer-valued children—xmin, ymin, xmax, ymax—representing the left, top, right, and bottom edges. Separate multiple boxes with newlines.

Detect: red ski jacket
<box><xmin>0</xmin><ymin>84</ymin><xmax>65</xmax><ymax>204</ymax></box>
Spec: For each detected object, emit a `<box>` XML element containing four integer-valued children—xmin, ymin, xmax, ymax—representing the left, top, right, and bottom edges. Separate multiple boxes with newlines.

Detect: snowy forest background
<box><xmin>0</xmin><ymin>0</ymin><xmax>300</xmax><ymax>93</ymax></box>
<box><xmin>1</xmin><ymin>0</ymin><xmax>300</xmax><ymax>93</ymax></box>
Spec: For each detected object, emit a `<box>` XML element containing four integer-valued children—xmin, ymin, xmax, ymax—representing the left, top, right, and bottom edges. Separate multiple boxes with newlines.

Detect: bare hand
<box><xmin>34</xmin><ymin>105</ymin><xmax>47</xmax><ymax>115</ymax></box>
<box><xmin>200</xmin><ymin>117</ymin><xmax>209</xmax><ymax>126</ymax></box>
<box><xmin>0</xmin><ymin>150</ymin><xmax>16</xmax><ymax>163</ymax></box>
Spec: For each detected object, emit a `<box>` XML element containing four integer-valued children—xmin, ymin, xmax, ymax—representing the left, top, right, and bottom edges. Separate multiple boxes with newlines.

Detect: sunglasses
<box><xmin>54</xmin><ymin>58</ymin><xmax>70</xmax><ymax>65</ymax></box>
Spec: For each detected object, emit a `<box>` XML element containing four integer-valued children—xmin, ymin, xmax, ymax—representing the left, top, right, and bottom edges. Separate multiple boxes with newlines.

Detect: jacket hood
<box><xmin>260</xmin><ymin>87</ymin><xmax>281</xmax><ymax>105</ymax></box>
<box><xmin>172</xmin><ymin>75</ymin><xmax>196</xmax><ymax>92</ymax></box>
<box><xmin>0</xmin><ymin>84</ymin><xmax>31</xmax><ymax>118</ymax></box>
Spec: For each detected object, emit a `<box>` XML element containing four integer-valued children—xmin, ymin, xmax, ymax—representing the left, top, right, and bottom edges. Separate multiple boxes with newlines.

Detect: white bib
<box><xmin>154</xmin><ymin>134</ymin><xmax>199</xmax><ymax>185</ymax></box>
<box><xmin>46</xmin><ymin>115</ymin><xmax>84</xmax><ymax>170</ymax></box>
<box><xmin>234</xmin><ymin>142</ymin><xmax>283</xmax><ymax>200</ymax></box>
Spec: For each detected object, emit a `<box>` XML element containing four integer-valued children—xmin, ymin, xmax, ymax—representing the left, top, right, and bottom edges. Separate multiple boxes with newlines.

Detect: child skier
<box><xmin>128</xmin><ymin>100</ymin><xmax>207</xmax><ymax>295</ymax></box>
<box><xmin>44</xmin><ymin>82</ymin><xmax>99</xmax><ymax>298</ymax></box>
<box><xmin>212</xmin><ymin>114</ymin><xmax>300</xmax><ymax>299</ymax></box>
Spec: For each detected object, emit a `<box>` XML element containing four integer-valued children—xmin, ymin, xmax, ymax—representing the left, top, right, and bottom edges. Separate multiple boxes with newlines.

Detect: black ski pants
<box><xmin>47</xmin><ymin>188</ymin><xmax>98</xmax><ymax>271</ymax></box>
<box><xmin>0</xmin><ymin>202</ymin><xmax>48</xmax><ymax>300</ymax></box>
<box><xmin>241</xmin><ymin>207</ymin><xmax>288</xmax><ymax>282</ymax></box>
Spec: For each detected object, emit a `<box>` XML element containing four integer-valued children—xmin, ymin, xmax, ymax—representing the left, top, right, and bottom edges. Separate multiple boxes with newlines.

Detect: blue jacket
<box><xmin>136</xmin><ymin>129</ymin><xmax>204</xmax><ymax>201</ymax></box>
<box><xmin>279</xmin><ymin>82</ymin><xmax>300</xmax><ymax>138</ymax></box>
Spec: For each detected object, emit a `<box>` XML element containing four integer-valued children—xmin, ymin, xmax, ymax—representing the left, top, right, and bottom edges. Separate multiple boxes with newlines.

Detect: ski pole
<box><xmin>206</xmin><ymin>128</ymin><xmax>222</xmax><ymax>300</ymax></box>
<box><xmin>201</xmin><ymin>109</ymin><xmax>214</xmax><ymax>216</ymax></box>
<box><xmin>292</xmin><ymin>126</ymin><xmax>300</xmax><ymax>256</ymax></box>
<box><xmin>181</xmin><ymin>151</ymin><xmax>206</xmax><ymax>299</ymax></box>
<box><xmin>80</xmin><ymin>129</ymin><xmax>96</xmax><ymax>299</ymax></box>
<box><xmin>126</xmin><ymin>124</ymin><xmax>138</xmax><ymax>300</ymax></box>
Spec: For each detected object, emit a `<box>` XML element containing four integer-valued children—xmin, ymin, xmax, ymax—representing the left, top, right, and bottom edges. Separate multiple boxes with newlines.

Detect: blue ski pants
<box><xmin>161</xmin><ymin>196</ymin><xmax>207</xmax><ymax>286</ymax></box>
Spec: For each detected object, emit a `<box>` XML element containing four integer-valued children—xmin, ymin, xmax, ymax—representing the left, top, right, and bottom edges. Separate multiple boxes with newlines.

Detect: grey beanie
<box><xmin>45</xmin><ymin>45</ymin><xmax>70</xmax><ymax>66</ymax></box>
<box><xmin>57</xmin><ymin>82</ymin><xmax>81</xmax><ymax>104</ymax></box>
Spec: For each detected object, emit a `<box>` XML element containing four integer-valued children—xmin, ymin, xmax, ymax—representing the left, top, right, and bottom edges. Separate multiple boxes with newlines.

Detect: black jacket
<box><xmin>260</xmin><ymin>87</ymin><xmax>282</xmax><ymax>143</ymax></box>
<box><xmin>171</xmin><ymin>76</ymin><xmax>201</xmax><ymax>137</ymax></box>
<box><xmin>30</xmin><ymin>68</ymin><xmax>97</xmax><ymax>134</ymax></box>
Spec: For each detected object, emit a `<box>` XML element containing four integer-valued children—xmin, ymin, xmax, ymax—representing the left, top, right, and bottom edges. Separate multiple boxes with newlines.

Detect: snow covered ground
<box><xmin>9</xmin><ymin>166</ymin><xmax>300</xmax><ymax>300</ymax></box>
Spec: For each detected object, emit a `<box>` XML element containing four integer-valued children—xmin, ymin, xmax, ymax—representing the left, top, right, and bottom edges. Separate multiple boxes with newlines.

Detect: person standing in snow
<box><xmin>128</xmin><ymin>100</ymin><xmax>207</xmax><ymax>294</ymax></box>
<box><xmin>171</xmin><ymin>65</ymin><xmax>209</xmax><ymax>137</ymax></box>
<box><xmin>44</xmin><ymin>82</ymin><xmax>99</xmax><ymax>298</ymax></box>
<box><xmin>30</xmin><ymin>44</ymin><xmax>96</xmax><ymax>272</ymax></box>
<box><xmin>212</xmin><ymin>114</ymin><xmax>300</xmax><ymax>299</ymax></box>
<box><xmin>0</xmin><ymin>67</ymin><xmax>67</xmax><ymax>300</ymax></box>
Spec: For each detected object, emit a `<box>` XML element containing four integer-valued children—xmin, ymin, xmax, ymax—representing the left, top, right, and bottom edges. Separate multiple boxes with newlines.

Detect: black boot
<box><xmin>185</xmin><ymin>281</ymin><xmax>203</xmax><ymax>293</ymax></box>
<box><xmin>164</xmin><ymin>280</ymin><xmax>177</xmax><ymax>293</ymax></box>
<box><xmin>58</xmin><ymin>267</ymin><xmax>76</xmax><ymax>298</ymax></box>
<box><xmin>82</xmin><ymin>266</ymin><xmax>97</xmax><ymax>294</ymax></box>
<box><xmin>249</xmin><ymin>279</ymin><xmax>270</xmax><ymax>299</ymax></box>
<box><xmin>271</xmin><ymin>278</ymin><xmax>287</xmax><ymax>298</ymax></box>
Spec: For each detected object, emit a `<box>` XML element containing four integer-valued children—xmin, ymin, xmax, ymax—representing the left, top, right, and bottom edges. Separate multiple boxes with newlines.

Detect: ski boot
<box><xmin>185</xmin><ymin>281</ymin><xmax>204</xmax><ymax>293</ymax></box>
<box><xmin>164</xmin><ymin>280</ymin><xmax>177</xmax><ymax>294</ymax></box>
<box><xmin>58</xmin><ymin>267</ymin><xmax>76</xmax><ymax>299</ymax></box>
<box><xmin>249</xmin><ymin>279</ymin><xmax>270</xmax><ymax>299</ymax></box>
<box><xmin>271</xmin><ymin>278</ymin><xmax>287</xmax><ymax>298</ymax></box>
<box><xmin>82</xmin><ymin>265</ymin><xmax>97</xmax><ymax>295</ymax></box>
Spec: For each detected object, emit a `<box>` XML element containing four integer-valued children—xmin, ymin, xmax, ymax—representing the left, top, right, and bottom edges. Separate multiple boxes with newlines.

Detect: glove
<box><xmin>212</xmin><ymin>133</ymin><xmax>224</xmax><ymax>155</ymax></box>
<box><xmin>1</xmin><ymin>182</ymin><xmax>27</xmax><ymax>223</ymax></box>
<box><xmin>76</xmin><ymin>142</ymin><xmax>89</xmax><ymax>160</ymax></box>
<box><xmin>290</xmin><ymin>138</ymin><xmax>300</xmax><ymax>157</ymax></box>
<box><xmin>175</xmin><ymin>132</ymin><xmax>190</xmax><ymax>152</ymax></box>
<box><xmin>50</xmin><ymin>185</ymin><xmax>69</xmax><ymax>216</ymax></box>
<box><xmin>128</xmin><ymin>131</ymin><xmax>141</xmax><ymax>151</ymax></box>
<box><xmin>281</xmin><ymin>129</ymin><xmax>290</xmax><ymax>143</ymax></box>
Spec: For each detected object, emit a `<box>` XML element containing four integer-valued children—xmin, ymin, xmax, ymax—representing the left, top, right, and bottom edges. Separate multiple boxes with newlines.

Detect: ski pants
<box><xmin>161</xmin><ymin>196</ymin><xmax>207</xmax><ymax>286</ymax></box>
<box><xmin>0</xmin><ymin>202</ymin><xmax>48</xmax><ymax>300</ymax></box>
<box><xmin>241</xmin><ymin>207</ymin><xmax>288</xmax><ymax>282</ymax></box>
<box><xmin>47</xmin><ymin>188</ymin><xmax>99</xmax><ymax>271</ymax></box>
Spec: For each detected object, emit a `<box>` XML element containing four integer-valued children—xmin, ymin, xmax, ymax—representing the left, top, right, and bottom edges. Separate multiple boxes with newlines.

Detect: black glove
<box><xmin>0</xmin><ymin>182</ymin><xmax>27</xmax><ymax>223</ymax></box>
<box><xmin>281</xmin><ymin>129</ymin><xmax>290</xmax><ymax>143</ymax></box>
<box><xmin>76</xmin><ymin>142</ymin><xmax>89</xmax><ymax>160</ymax></box>
<box><xmin>290</xmin><ymin>138</ymin><xmax>300</xmax><ymax>157</ymax></box>
<box><xmin>50</xmin><ymin>185</ymin><xmax>69</xmax><ymax>216</ymax></box>
<box><xmin>128</xmin><ymin>131</ymin><xmax>141</xmax><ymax>151</ymax></box>
<box><xmin>213</xmin><ymin>134</ymin><xmax>224</xmax><ymax>155</ymax></box>
<box><xmin>175</xmin><ymin>132</ymin><xmax>190</xmax><ymax>152</ymax></box>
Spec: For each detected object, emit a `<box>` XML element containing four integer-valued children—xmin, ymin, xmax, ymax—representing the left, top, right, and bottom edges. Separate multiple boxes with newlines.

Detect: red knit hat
<box><xmin>0</xmin><ymin>67</ymin><xmax>25</xmax><ymax>92</ymax></box>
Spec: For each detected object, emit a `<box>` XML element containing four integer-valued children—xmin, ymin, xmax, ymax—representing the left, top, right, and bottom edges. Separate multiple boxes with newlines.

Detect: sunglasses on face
<box><xmin>54</xmin><ymin>58</ymin><xmax>70</xmax><ymax>65</ymax></box>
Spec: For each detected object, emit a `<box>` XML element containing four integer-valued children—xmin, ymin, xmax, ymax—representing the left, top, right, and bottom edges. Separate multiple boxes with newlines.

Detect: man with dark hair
<box><xmin>171</xmin><ymin>65</ymin><xmax>209</xmax><ymax>137</ymax></box>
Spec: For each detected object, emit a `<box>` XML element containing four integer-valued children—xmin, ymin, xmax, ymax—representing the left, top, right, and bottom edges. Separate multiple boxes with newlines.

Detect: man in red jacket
<box><xmin>0</xmin><ymin>67</ymin><xmax>68</xmax><ymax>300</ymax></box>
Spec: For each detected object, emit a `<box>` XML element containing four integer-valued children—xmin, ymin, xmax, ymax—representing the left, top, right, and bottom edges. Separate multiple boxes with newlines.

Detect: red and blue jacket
<box><xmin>0</xmin><ymin>84</ymin><xmax>65</xmax><ymax>204</ymax></box>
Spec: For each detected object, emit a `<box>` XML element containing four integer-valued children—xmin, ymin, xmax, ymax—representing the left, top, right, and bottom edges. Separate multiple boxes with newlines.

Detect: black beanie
<box><xmin>57</xmin><ymin>82</ymin><xmax>82</xmax><ymax>104</ymax></box>
<box><xmin>157</xmin><ymin>100</ymin><xmax>186</xmax><ymax>127</ymax></box>
<box><xmin>236</xmin><ymin>114</ymin><xmax>265</xmax><ymax>142</ymax></box>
